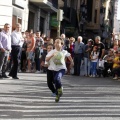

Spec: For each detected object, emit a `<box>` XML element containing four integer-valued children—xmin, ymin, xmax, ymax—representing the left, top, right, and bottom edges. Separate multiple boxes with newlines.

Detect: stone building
<box><xmin>0</xmin><ymin>0</ymin><xmax>29</xmax><ymax>32</ymax></box>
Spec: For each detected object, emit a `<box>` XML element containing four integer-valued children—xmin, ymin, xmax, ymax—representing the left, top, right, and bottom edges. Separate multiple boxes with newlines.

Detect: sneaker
<box><xmin>89</xmin><ymin>75</ymin><xmax>93</xmax><ymax>77</ymax></box>
<box><xmin>51</xmin><ymin>93</ymin><xmax>56</xmax><ymax>97</ymax></box>
<box><xmin>40</xmin><ymin>70</ymin><xmax>43</xmax><ymax>73</ymax></box>
<box><xmin>35</xmin><ymin>71</ymin><xmax>40</xmax><ymax>74</ymax></box>
<box><xmin>113</xmin><ymin>77</ymin><xmax>118</xmax><ymax>80</ymax></box>
<box><xmin>26</xmin><ymin>70</ymin><xmax>31</xmax><ymax>73</ymax></box>
<box><xmin>55</xmin><ymin>87</ymin><xmax>63</xmax><ymax>102</ymax></box>
<box><xmin>19</xmin><ymin>70</ymin><xmax>22</xmax><ymax>73</ymax></box>
<box><xmin>93</xmin><ymin>75</ymin><xmax>96</xmax><ymax>77</ymax></box>
<box><xmin>31</xmin><ymin>69</ymin><xmax>36</xmax><ymax>73</ymax></box>
<box><xmin>2</xmin><ymin>74</ymin><xmax>10</xmax><ymax>78</ymax></box>
<box><xmin>12</xmin><ymin>76</ymin><xmax>19</xmax><ymax>79</ymax></box>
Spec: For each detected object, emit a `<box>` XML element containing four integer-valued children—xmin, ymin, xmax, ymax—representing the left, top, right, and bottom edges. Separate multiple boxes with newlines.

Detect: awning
<box><xmin>29</xmin><ymin>0</ymin><xmax>58</xmax><ymax>12</ymax></box>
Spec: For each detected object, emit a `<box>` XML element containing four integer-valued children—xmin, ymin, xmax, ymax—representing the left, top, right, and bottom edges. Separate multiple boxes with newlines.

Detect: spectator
<box><xmin>112</xmin><ymin>51</ymin><xmax>120</xmax><ymax>80</ymax></box>
<box><xmin>48</xmin><ymin>38</ymin><xmax>54</xmax><ymax>44</ymax></box>
<box><xmin>40</xmin><ymin>37</ymin><xmax>49</xmax><ymax>73</ymax></box>
<box><xmin>103</xmin><ymin>49</ymin><xmax>114</xmax><ymax>77</ymax></box>
<box><xmin>41</xmin><ymin>33</ymin><xmax>46</xmax><ymax>39</ymax></box>
<box><xmin>26</xmin><ymin>32</ymin><xmax>35</xmax><ymax>72</ymax></box>
<box><xmin>9</xmin><ymin>23</ymin><xmax>23</xmax><ymax>79</ymax></box>
<box><xmin>90</xmin><ymin>46</ymin><xmax>99</xmax><ymax>77</ymax></box>
<box><xmin>113</xmin><ymin>40</ymin><xmax>118</xmax><ymax>52</ymax></box>
<box><xmin>34</xmin><ymin>31</ymin><xmax>44</xmax><ymax>73</ymax></box>
<box><xmin>69</xmin><ymin>37</ymin><xmax>75</xmax><ymax>58</ymax></box>
<box><xmin>83</xmin><ymin>39</ymin><xmax>93</xmax><ymax>76</ymax></box>
<box><xmin>117</xmin><ymin>40</ymin><xmax>120</xmax><ymax>51</ymax></box>
<box><xmin>73</xmin><ymin>36</ymin><xmax>85</xmax><ymax>76</ymax></box>
<box><xmin>20</xmin><ymin>30</ymin><xmax>28</xmax><ymax>72</ymax></box>
<box><xmin>0</xmin><ymin>23</ymin><xmax>11</xmax><ymax>79</ymax></box>
<box><xmin>66</xmin><ymin>37</ymin><xmax>75</xmax><ymax>74</ymax></box>
<box><xmin>94</xmin><ymin>36</ymin><xmax>105</xmax><ymax>60</ymax></box>
<box><xmin>61</xmin><ymin>33</ymin><xmax>69</xmax><ymax>51</ymax></box>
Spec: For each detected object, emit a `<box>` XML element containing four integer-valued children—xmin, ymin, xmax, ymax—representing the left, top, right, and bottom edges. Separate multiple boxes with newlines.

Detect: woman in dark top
<box><xmin>20</xmin><ymin>38</ymin><xmax>27</xmax><ymax>72</ymax></box>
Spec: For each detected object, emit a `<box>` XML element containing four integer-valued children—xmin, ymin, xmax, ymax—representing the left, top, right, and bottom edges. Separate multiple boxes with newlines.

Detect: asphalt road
<box><xmin>0</xmin><ymin>73</ymin><xmax>120</xmax><ymax>120</ymax></box>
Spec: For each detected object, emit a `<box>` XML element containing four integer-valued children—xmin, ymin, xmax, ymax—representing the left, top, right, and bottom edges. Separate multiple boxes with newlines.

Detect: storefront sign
<box><xmin>50</xmin><ymin>15</ymin><xmax>58</xmax><ymax>27</ymax></box>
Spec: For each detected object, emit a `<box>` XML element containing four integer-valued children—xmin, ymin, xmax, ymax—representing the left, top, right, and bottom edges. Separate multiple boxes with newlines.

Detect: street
<box><xmin>0</xmin><ymin>73</ymin><xmax>120</xmax><ymax>120</ymax></box>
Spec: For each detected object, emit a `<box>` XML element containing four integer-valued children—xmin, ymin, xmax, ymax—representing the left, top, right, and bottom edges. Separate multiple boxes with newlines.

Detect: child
<box><xmin>112</xmin><ymin>51</ymin><xmax>120</xmax><ymax>80</ymax></box>
<box><xmin>103</xmin><ymin>49</ymin><xmax>114</xmax><ymax>77</ymax></box>
<box><xmin>34</xmin><ymin>31</ymin><xmax>44</xmax><ymax>73</ymax></box>
<box><xmin>40</xmin><ymin>37</ymin><xmax>49</xmax><ymax>73</ymax></box>
<box><xmin>113</xmin><ymin>40</ymin><xmax>118</xmax><ymax>52</ymax></box>
<box><xmin>46</xmin><ymin>38</ymin><xmax>74</xmax><ymax>102</ymax></box>
<box><xmin>44</xmin><ymin>44</ymin><xmax>56</xmax><ymax>96</ymax></box>
<box><xmin>90</xmin><ymin>46</ymin><xmax>99</xmax><ymax>77</ymax></box>
<box><xmin>83</xmin><ymin>39</ymin><xmax>93</xmax><ymax>76</ymax></box>
<box><xmin>66</xmin><ymin>37</ymin><xmax>75</xmax><ymax>75</ymax></box>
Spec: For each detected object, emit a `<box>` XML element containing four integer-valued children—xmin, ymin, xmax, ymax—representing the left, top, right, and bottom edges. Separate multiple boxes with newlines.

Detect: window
<box><xmin>28</xmin><ymin>11</ymin><xmax>35</xmax><ymax>31</ymax></box>
<box><xmin>12</xmin><ymin>16</ymin><xmax>22</xmax><ymax>31</ymax></box>
<box><xmin>39</xmin><ymin>17</ymin><xmax>45</xmax><ymax>34</ymax></box>
<box><xmin>87</xmin><ymin>0</ymin><xmax>93</xmax><ymax>22</ymax></box>
<box><xmin>67</xmin><ymin>0</ymin><xmax>71</xmax><ymax>7</ymax></box>
<box><xmin>94</xmin><ymin>10</ymin><xmax>97</xmax><ymax>23</ymax></box>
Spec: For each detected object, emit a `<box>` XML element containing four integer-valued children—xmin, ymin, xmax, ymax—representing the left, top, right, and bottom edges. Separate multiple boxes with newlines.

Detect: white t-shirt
<box><xmin>46</xmin><ymin>49</ymin><xmax>70</xmax><ymax>71</ymax></box>
<box><xmin>91</xmin><ymin>51</ymin><xmax>99</xmax><ymax>62</ymax></box>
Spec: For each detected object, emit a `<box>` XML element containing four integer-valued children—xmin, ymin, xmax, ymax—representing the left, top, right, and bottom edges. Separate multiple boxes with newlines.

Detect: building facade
<box><xmin>114</xmin><ymin>19</ymin><xmax>120</xmax><ymax>34</ymax></box>
<box><xmin>113</xmin><ymin>0</ymin><xmax>119</xmax><ymax>34</ymax></box>
<box><xmin>0</xmin><ymin>0</ymin><xmax>29</xmax><ymax>32</ymax></box>
<box><xmin>28</xmin><ymin>0</ymin><xmax>58</xmax><ymax>37</ymax></box>
<box><xmin>0</xmin><ymin>0</ymin><xmax>116</xmax><ymax>39</ymax></box>
<box><xmin>60</xmin><ymin>0</ymin><xmax>105</xmax><ymax>39</ymax></box>
<box><xmin>0</xmin><ymin>0</ymin><xmax>13</xmax><ymax>29</ymax></box>
<box><xmin>12</xmin><ymin>0</ymin><xmax>29</xmax><ymax>31</ymax></box>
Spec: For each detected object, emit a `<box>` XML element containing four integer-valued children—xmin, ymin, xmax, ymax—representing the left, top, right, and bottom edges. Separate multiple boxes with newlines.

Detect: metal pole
<box><xmin>57</xmin><ymin>20</ymin><xmax>61</xmax><ymax>37</ymax></box>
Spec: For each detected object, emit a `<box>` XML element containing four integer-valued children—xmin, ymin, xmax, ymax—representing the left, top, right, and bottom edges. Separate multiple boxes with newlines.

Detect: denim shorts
<box><xmin>26</xmin><ymin>51</ymin><xmax>33</xmax><ymax>60</ymax></box>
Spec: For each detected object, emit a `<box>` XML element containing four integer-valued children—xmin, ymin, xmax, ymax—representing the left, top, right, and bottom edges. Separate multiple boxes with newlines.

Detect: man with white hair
<box><xmin>9</xmin><ymin>23</ymin><xmax>23</xmax><ymax>79</ymax></box>
<box><xmin>94</xmin><ymin>36</ymin><xmax>105</xmax><ymax>77</ymax></box>
<box><xmin>94</xmin><ymin>36</ymin><xmax>105</xmax><ymax>60</ymax></box>
<box><xmin>73</xmin><ymin>36</ymin><xmax>85</xmax><ymax>76</ymax></box>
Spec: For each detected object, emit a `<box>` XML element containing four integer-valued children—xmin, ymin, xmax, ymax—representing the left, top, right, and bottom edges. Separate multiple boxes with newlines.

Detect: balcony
<box><xmin>29</xmin><ymin>0</ymin><xmax>58</xmax><ymax>12</ymax></box>
<box><xmin>12</xmin><ymin>0</ymin><xmax>26</xmax><ymax>9</ymax></box>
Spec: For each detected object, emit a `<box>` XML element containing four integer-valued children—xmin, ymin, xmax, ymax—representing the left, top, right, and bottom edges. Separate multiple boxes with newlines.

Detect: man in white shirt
<box><xmin>9</xmin><ymin>23</ymin><xmax>23</xmax><ymax>79</ymax></box>
<box><xmin>0</xmin><ymin>23</ymin><xmax>11</xmax><ymax>79</ymax></box>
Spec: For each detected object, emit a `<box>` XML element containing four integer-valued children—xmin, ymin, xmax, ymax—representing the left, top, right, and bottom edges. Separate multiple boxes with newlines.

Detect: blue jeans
<box><xmin>90</xmin><ymin>62</ymin><xmax>97</xmax><ymax>76</ymax></box>
<box><xmin>0</xmin><ymin>51</ymin><xmax>9</xmax><ymax>75</ymax></box>
<box><xmin>84</xmin><ymin>57</ymin><xmax>91</xmax><ymax>75</ymax></box>
<box><xmin>53</xmin><ymin>69</ymin><xmax>65</xmax><ymax>90</ymax></box>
